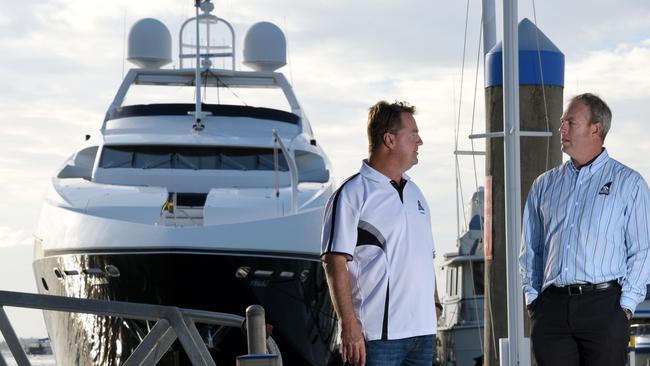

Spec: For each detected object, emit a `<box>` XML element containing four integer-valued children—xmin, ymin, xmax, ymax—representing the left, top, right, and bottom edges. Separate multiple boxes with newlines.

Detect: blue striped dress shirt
<box><xmin>519</xmin><ymin>149</ymin><xmax>650</xmax><ymax>312</ymax></box>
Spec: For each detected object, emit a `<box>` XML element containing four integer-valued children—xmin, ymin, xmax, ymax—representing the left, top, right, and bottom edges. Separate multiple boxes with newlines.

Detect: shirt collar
<box><xmin>360</xmin><ymin>159</ymin><xmax>410</xmax><ymax>184</ymax></box>
<box><xmin>567</xmin><ymin>148</ymin><xmax>610</xmax><ymax>176</ymax></box>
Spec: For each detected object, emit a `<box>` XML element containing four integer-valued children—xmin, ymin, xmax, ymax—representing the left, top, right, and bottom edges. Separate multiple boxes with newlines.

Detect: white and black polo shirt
<box><xmin>321</xmin><ymin>161</ymin><xmax>437</xmax><ymax>341</ymax></box>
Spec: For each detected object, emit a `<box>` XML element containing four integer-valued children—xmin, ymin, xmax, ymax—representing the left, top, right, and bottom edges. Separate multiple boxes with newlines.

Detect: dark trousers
<box><xmin>529</xmin><ymin>284</ymin><xmax>629</xmax><ymax>366</ymax></box>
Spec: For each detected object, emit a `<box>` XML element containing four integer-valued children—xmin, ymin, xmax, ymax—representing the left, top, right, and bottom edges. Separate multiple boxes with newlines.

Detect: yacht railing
<box><xmin>0</xmin><ymin>290</ymin><xmax>277</xmax><ymax>366</ymax></box>
<box><xmin>272</xmin><ymin>130</ymin><xmax>298</xmax><ymax>214</ymax></box>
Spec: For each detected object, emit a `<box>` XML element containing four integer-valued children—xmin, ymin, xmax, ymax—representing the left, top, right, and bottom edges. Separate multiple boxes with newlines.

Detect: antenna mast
<box><xmin>191</xmin><ymin>0</ymin><xmax>209</xmax><ymax>132</ymax></box>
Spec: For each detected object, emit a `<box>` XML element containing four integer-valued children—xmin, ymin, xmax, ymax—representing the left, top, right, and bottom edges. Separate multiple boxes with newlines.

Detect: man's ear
<box><xmin>591</xmin><ymin>121</ymin><xmax>602</xmax><ymax>138</ymax></box>
<box><xmin>383</xmin><ymin>132</ymin><xmax>395</xmax><ymax>150</ymax></box>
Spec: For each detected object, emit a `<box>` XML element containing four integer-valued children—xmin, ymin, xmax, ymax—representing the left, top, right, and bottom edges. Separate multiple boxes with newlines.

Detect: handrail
<box><xmin>0</xmin><ymin>290</ymin><xmax>272</xmax><ymax>366</ymax></box>
<box><xmin>272</xmin><ymin>130</ymin><xmax>298</xmax><ymax>214</ymax></box>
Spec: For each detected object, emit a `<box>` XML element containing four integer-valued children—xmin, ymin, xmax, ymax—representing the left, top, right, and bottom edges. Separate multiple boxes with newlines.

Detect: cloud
<box><xmin>565</xmin><ymin>38</ymin><xmax>650</xmax><ymax>101</ymax></box>
<box><xmin>0</xmin><ymin>226</ymin><xmax>32</xmax><ymax>248</ymax></box>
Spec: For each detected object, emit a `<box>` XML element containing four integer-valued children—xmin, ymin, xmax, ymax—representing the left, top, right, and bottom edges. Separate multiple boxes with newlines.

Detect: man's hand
<box><xmin>341</xmin><ymin>318</ymin><xmax>366</xmax><ymax>366</ymax></box>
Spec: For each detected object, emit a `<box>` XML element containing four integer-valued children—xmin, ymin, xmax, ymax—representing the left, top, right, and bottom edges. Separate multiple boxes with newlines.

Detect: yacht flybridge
<box><xmin>33</xmin><ymin>2</ymin><xmax>338</xmax><ymax>365</ymax></box>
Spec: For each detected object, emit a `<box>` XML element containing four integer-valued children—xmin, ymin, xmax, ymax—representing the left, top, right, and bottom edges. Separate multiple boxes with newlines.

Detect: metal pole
<box><xmin>0</xmin><ymin>307</ymin><xmax>31</xmax><ymax>366</ymax></box>
<box><xmin>193</xmin><ymin>0</ymin><xmax>205</xmax><ymax>131</ymax></box>
<box><xmin>246</xmin><ymin>305</ymin><xmax>267</xmax><ymax>354</ymax></box>
<box><xmin>501</xmin><ymin>0</ymin><xmax>526</xmax><ymax>364</ymax></box>
<box><xmin>0</xmin><ymin>349</ymin><xmax>7</xmax><ymax>366</ymax></box>
<box><xmin>482</xmin><ymin>0</ymin><xmax>497</xmax><ymax>57</ymax></box>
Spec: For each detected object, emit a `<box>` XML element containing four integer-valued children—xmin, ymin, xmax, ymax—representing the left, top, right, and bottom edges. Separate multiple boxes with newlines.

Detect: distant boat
<box><xmin>437</xmin><ymin>188</ymin><xmax>484</xmax><ymax>366</ymax></box>
<box><xmin>25</xmin><ymin>338</ymin><xmax>52</xmax><ymax>356</ymax></box>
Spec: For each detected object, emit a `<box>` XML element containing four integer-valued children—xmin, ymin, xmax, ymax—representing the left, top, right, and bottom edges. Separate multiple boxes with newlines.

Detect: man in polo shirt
<box><xmin>321</xmin><ymin>100</ymin><xmax>441</xmax><ymax>366</ymax></box>
<box><xmin>519</xmin><ymin>93</ymin><xmax>650</xmax><ymax>365</ymax></box>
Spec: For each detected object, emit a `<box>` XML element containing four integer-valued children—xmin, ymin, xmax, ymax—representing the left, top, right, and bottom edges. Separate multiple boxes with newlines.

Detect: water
<box><xmin>0</xmin><ymin>351</ymin><xmax>55</xmax><ymax>366</ymax></box>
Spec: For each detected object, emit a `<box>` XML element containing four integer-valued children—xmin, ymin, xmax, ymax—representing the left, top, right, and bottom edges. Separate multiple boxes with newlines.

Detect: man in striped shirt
<box><xmin>519</xmin><ymin>93</ymin><xmax>650</xmax><ymax>365</ymax></box>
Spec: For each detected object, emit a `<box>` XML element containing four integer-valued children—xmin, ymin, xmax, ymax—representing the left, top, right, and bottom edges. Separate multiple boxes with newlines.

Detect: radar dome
<box><xmin>127</xmin><ymin>18</ymin><xmax>172</xmax><ymax>68</ymax></box>
<box><xmin>243</xmin><ymin>22</ymin><xmax>286</xmax><ymax>72</ymax></box>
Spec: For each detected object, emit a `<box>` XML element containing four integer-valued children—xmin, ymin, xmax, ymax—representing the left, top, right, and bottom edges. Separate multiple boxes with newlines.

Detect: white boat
<box><xmin>32</xmin><ymin>2</ymin><xmax>338</xmax><ymax>365</ymax></box>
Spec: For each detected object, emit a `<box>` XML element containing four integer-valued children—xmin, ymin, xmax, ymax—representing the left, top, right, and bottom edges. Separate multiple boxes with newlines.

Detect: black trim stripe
<box><xmin>105</xmin><ymin>103</ymin><xmax>300</xmax><ymax>124</ymax></box>
<box><xmin>42</xmin><ymin>247</ymin><xmax>321</xmax><ymax>262</ymax></box>
<box><xmin>319</xmin><ymin>251</ymin><xmax>353</xmax><ymax>261</ymax></box>
<box><xmin>356</xmin><ymin>227</ymin><xmax>384</xmax><ymax>250</ymax></box>
<box><xmin>325</xmin><ymin>173</ymin><xmax>361</xmax><ymax>253</ymax></box>
<box><xmin>381</xmin><ymin>281</ymin><xmax>390</xmax><ymax>340</ymax></box>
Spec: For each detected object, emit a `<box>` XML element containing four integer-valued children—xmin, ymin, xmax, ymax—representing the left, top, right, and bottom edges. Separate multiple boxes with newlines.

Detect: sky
<box><xmin>0</xmin><ymin>0</ymin><xmax>648</xmax><ymax>338</ymax></box>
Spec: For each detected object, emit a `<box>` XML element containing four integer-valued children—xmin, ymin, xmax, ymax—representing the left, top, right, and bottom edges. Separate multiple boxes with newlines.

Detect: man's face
<box><xmin>392</xmin><ymin>112</ymin><xmax>423</xmax><ymax>170</ymax></box>
<box><xmin>559</xmin><ymin>101</ymin><xmax>600</xmax><ymax>159</ymax></box>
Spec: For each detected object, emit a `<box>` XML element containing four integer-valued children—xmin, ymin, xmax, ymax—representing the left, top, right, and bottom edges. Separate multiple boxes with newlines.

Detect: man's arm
<box><xmin>620</xmin><ymin>178</ymin><xmax>650</xmax><ymax>313</ymax></box>
<box><xmin>519</xmin><ymin>178</ymin><xmax>545</xmax><ymax>306</ymax></box>
<box><xmin>322</xmin><ymin>253</ymin><xmax>365</xmax><ymax>366</ymax></box>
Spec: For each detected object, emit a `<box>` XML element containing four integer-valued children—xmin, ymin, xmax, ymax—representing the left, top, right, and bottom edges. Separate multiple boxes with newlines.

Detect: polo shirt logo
<box><xmin>599</xmin><ymin>182</ymin><xmax>612</xmax><ymax>195</ymax></box>
<box><xmin>417</xmin><ymin>200</ymin><xmax>425</xmax><ymax>214</ymax></box>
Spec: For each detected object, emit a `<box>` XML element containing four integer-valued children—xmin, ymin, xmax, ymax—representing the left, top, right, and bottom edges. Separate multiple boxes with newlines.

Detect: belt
<box><xmin>548</xmin><ymin>280</ymin><xmax>618</xmax><ymax>296</ymax></box>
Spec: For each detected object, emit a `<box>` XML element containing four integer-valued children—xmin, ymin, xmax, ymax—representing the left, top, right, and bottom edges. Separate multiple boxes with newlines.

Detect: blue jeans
<box><xmin>364</xmin><ymin>334</ymin><xmax>435</xmax><ymax>366</ymax></box>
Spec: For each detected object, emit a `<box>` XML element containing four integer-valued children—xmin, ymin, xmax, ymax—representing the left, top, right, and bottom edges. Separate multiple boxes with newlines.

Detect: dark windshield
<box><xmin>99</xmin><ymin>145</ymin><xmax>289</xmax><ymax>171</ymax></box>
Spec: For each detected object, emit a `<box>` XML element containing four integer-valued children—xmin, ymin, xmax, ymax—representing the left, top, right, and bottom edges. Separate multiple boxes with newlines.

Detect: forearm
<box><xmin>323</xmin><ymin>255</ymin><xmax>358</xmax><ymax>325</ymax></box>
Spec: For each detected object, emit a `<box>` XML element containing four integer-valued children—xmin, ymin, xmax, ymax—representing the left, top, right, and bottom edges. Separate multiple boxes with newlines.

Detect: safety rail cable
<box><xmin>0</xmin><ymin>290</ymin><xmax>252</xmax><ymax>366</ymax></box>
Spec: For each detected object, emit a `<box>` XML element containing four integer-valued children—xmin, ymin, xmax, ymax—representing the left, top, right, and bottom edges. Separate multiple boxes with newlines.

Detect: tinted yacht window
<box><xmin>99</xmin><ymin>146</ymin><xmax>288</xmax><ymax>171</ymax></box>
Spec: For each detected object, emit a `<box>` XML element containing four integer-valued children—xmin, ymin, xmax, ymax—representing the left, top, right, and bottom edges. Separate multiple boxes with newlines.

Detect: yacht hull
<box><xmin>33</xmin><ymin>250</ymin><xmax>339</xmax><ymax>366</ymax></box>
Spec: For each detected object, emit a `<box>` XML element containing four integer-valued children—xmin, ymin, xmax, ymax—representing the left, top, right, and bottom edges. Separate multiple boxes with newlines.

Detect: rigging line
<box><xmin>453</xmin><ymin>81</ymin><xmax>460</xmax><ymax>240</ymax></box>
<box><xmin>532</xmin><ymin>0</ymin><xmax>552</xmax><ymax>171</ymax></box>
<box><xmin>455</xmin><ymin>158</ymin><xmax>467</xmax><ymax>230</ymax></box>
<box><xmin>454</xmin><ymin>0</ymin><xmax>472</xmax><ymax>235</ymax></box>
<box><xmin>206</xmin><ymin>68</ymin><xmax>248</xmax><ymax>106</ymax></box>
<box><xmin>469</xmin><ymin>14</ymin><xmax>484</xmax><ymax>192</ymax></box>
<box><xmin>455</xmin><ymin>0</ymin><xmax>471</xmax><ymax>154</ymax></box>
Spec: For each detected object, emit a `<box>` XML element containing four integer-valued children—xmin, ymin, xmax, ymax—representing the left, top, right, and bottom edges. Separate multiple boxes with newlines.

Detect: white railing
<box><xmin>0</xmin><ymin>290</ymin><xmax>279</xmax><ymax>366</ymax></box>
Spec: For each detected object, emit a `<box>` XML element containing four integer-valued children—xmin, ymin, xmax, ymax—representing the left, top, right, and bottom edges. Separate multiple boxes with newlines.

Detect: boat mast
<box><xmin>482</xmin><ymin>0</ymin><xmax>496</xmax><ymax>59</ymax></box>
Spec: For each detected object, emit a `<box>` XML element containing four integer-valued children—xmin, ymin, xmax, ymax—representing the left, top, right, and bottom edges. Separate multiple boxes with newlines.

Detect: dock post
<box><xmin>246</xmin><ymin>305</ymin><xmax>267</xmax><ymax>354</ymax></box>
<box><xmin>236</xmin><ymin>305</ymin><xmax>280</xmax><ymax>366</ymax></box>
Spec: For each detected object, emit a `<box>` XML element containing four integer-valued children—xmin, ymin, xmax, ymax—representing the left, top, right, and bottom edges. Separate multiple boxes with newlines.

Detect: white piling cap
<box><xmin>243</xmin><ymin>22</ymin><xmax>286</xmax><ymax>72</ymax></box>
<box><xmin>127</xmin><ymin>18</ymin><xmax>172</xmax><ymax>68</ymax></box>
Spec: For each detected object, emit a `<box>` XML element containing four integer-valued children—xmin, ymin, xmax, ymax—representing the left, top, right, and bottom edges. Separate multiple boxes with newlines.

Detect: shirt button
<box><xmin>565</xmin><ymin>268</ymin><xmax>568</xmax><ymax>271</ymax></box>
<box><xmin>575</xmin><ymin>201</ymin><xmax>578</xmax><ymax>206</ymax></box>
<box><xmin>571</xmin><ymin>224</ymin><xmax>574</xmax><ymax>228</ymax></box>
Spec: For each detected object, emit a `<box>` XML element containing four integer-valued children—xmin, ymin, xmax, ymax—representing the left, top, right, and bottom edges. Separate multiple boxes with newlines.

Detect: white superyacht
<box><xmin>32</xmin><ymin>2</ymin><xmax>338</xmax><ymax>365</ymax></box>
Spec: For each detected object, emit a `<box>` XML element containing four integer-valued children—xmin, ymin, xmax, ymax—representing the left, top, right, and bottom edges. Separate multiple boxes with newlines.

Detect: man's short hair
<box><xmin>367</xmin><ymin>100</ymin><xmax>416</xmax><ymax>153</ymax></box>
<box><xmin>571</xmin><ymin>93</ymin><xmax>612</xmax><ymax>140</ymax></box>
